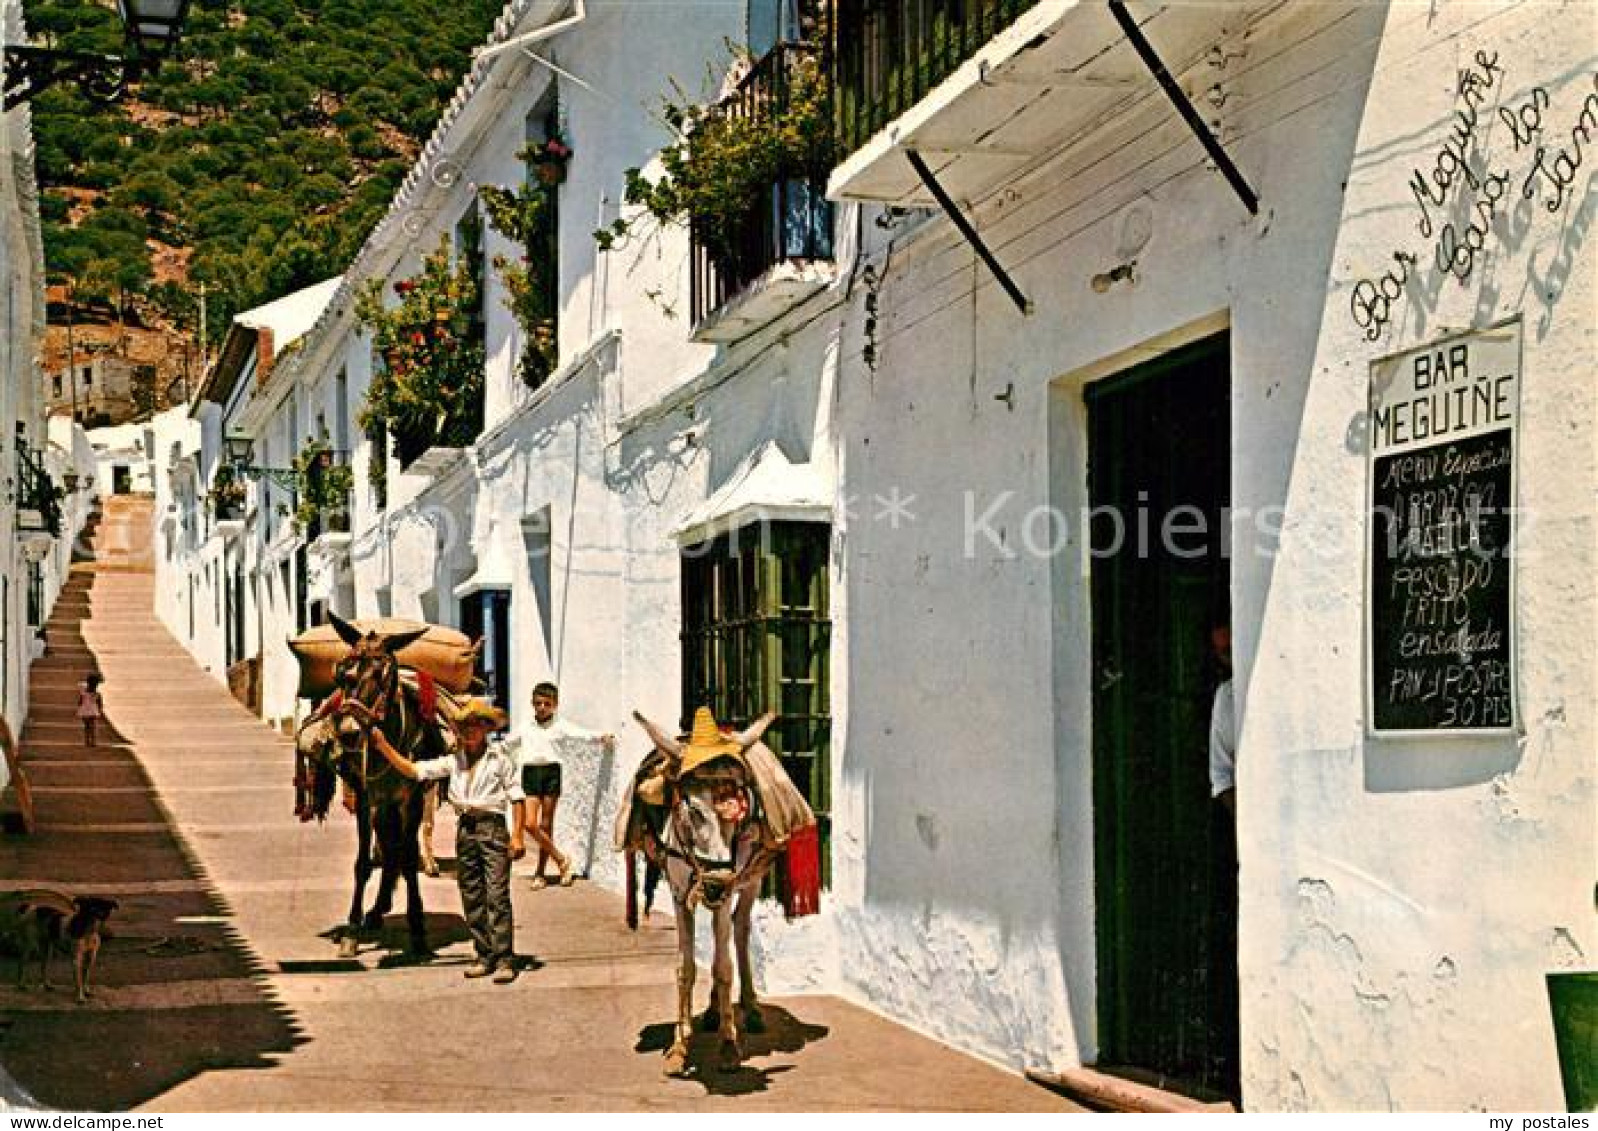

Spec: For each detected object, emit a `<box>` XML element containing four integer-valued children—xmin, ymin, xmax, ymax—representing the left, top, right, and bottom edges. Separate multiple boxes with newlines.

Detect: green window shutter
<box><xmin>679</xmin><ymin>521</ymin><xmax>832</xmax><ymax>887</ymax></box>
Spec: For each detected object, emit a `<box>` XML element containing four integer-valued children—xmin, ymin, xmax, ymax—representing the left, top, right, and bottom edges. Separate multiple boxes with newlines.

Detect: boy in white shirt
<box><xmin>520</xmin><ymin>682</ymin><xmax>615</xmax><ymax>888</ymax></box>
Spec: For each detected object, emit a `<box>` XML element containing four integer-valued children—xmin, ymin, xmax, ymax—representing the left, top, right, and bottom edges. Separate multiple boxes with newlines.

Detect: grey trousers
<box><xmin>456</xmin><ymin>812</ymin><xmax>514</xmax><ymax>966</ymax></box>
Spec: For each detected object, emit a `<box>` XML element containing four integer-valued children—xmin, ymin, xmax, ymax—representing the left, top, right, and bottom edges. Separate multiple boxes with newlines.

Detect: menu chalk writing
<box><xmin>1367</xmin><ymin>322</ymin><xmax>1519</xmax><ymax>733</ymax></box>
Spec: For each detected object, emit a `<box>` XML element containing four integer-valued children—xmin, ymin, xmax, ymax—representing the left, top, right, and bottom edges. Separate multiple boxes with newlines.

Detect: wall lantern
<box><xmin>223</xmin><ymin>430</ymin><xmax>255</xmax><ymax>467</ymax></box>
<box><xmin>224</xmin><ymin>430</ymin><xmax>298</xmax><ymax>492</ymax></box>
<box><xmin>61</xmin><ymin>472</ymin><xmax>80</xmax><ymax>493</ymax></box>
<box><xmin>3</xmin><ymin>0</ymin><xmax>192</xmax><ymax>111</ymax></box>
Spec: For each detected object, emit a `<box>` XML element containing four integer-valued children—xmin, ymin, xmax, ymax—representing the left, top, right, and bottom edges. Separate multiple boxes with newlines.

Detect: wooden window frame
<box><xmin>681</xmin><ymin>520</ymin><xmax>832</xmax><ymax>882</ymax></box>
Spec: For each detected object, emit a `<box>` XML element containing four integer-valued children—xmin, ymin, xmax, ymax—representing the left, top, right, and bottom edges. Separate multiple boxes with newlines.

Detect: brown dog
<box><xmin>0</xmin><ymin>889</ymin><xmax>119</xmax><ymax>1003</ymax></box>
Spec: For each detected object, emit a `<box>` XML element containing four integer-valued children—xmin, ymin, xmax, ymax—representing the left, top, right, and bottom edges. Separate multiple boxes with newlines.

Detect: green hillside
<box><xmin>29</xmin><ymin>0</ymin><xmax>504</xmax><ymax>336</ymax></box>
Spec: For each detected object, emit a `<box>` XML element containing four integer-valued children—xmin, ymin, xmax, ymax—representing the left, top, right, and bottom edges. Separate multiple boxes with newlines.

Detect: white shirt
<box><xmin>1209</xmin><ymin>679</ymin><xmax>1237</xmax><ymax>798</ymax></box>
<box><xmin>414</xmin><ymin>737</ymin><xmax>525</xmax><ymax>822</ymax></box>
<box><xmin>519</xmin><ymin>715</ymin><xmax>600</xmax><ymax>768</ymax></box>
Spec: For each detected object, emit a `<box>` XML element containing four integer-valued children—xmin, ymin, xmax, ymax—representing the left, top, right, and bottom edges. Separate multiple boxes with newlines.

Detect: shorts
<box><xmin>521</xmin><ymin>763</ymin><xmax>562</xmax><ymax>798</ymax></box>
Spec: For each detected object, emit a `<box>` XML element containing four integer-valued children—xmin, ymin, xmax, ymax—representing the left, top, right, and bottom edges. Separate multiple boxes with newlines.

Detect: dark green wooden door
<box><xmin>1088</xmin><ymin>333</ymin><xmax>1237</xmax><ymax>1098</ymax></box>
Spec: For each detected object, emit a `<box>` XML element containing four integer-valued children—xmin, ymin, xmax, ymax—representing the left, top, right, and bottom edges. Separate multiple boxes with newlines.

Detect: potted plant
<box><xmin>356</xmin><ymin>236</ymin><xmax>487</xmax><ymax>467</ymax></box>
<box><xmin>529</xmin><ymin>134</ymin><xmax>573</xmax><ymax>185</ymax></box>
<box><xmin>208</xmin><ymin>467</ymin><xmax>248</xmax><ymax>521</ymax></box>
<box><xmin>292</xmin><ymin>438</ymin><xmax>355</xmax><ymax>537</ymax></box>
<box><xmin>1548</xmin><ymin>971</ymin><xmax>1598</xmax><ymax>1111</ymax></box>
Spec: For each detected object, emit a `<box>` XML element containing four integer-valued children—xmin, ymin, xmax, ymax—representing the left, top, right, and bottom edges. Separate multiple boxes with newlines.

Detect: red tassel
<box><xmin>416</xmin><ymin>671</ymin><xmax>437</xmax><ymax>723</ymax></box>
<box><xmin>625</xmin><ymin>852</ymin><xmax>639</xmax><ymax>930</ymax></box>
<box><xmin>780</xmin><ymin>824</ymin><xmax>822</xmax><ymax>919</ymax></box>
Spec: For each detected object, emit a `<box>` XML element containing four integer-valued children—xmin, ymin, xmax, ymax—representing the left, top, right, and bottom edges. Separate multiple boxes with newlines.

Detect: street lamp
<box><xmin>223</xmin><ymin>430</ymin><xmax>254</xmax><ymax>468</ymax></box>
<box><xmin>3</xmin><ymin>0</ymin><xmax>191</xmax><ymax>111</ymax></box>
<box><xmin>118</xmin><ymin>0</ymin><xmax>191</xmax><ymax>55</ymax></box>
<box><xmin>223</xmin><ymin>430</ymin><xmax>298</xmax><ymax>492</ymax></box>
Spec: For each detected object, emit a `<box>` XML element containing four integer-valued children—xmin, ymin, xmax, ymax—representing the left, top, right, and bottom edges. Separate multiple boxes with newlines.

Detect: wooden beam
<box><xmin>1026</xmin><ymin>1067</ymin><xmax>1237</xmax><ymax>1113</ymax></box>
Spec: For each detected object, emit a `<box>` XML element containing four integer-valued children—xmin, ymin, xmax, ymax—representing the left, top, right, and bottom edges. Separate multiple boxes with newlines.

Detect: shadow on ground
<box><xmin>311</xmin><ymin>910</ymin><xmax>473</xmax><ymax>968</ymax></box>
<box><xmin>635</xmin><ymin>1004</ymin><xmax>830</xmax><ymax>1096</ymax></box>
<box><xmin>0</xmin><ymin>564</ymin><xmax>306</xmax><ymax>1110</ymax></box>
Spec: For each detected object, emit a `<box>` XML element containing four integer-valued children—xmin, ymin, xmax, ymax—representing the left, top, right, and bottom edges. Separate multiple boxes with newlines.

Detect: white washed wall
<box><xmin>1240</xmin><ymin>5</ymin><xmax>1596</xmax><ymax>1111</ymax></box>
<box><xmin>833</xmin><ymin>0</ymin><xmax>1593</xmax><ymax>1109</ymax></box>
<box><xmin>1</xmin><ymin>0</ymin><xmax>49</xmax><ymax>749</ymax></box>
<box><xmin>324</xmin><ymin>0</ymin><xmax>747</xmax><ymax>856</ymax></box>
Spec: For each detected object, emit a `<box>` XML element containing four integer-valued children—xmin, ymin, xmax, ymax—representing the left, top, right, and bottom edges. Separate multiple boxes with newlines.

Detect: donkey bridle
<box><xmin>664</xmin><ymin>781</ymin><xmax>756</xmax><ymax>911</ymax></box>
<box><xmin>333</xmin><ymin>664</ymin><xmax>412</xmax><ymax>785</ymax></box>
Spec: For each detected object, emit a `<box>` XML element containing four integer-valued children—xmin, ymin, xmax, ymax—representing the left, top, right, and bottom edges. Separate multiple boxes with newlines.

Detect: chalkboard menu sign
<box><xmin>1367</xmin><ymin>320</ymin><xmax>1520</xmax><ymax>734</ymax></box>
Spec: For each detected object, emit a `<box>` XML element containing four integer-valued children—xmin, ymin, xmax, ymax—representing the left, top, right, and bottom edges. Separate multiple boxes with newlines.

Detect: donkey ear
<box><xmin>381</xmin><ymin>627</ymin><xmax>429</xmax><ymax>655</ymax></box>
<box><xmin>328</xmin><ymin>612</ymin><xmax>364</xmax><ymax>648</ymax></box>
<box><xmin>632</xmin><ymin>710</ymin><xmax>683</xmax><ymax>759</ymax></box>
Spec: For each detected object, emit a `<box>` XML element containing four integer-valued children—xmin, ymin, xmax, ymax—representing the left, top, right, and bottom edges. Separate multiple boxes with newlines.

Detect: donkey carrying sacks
<box><xmin>289</xmin><ymin>618</ymin><xmax>476</xmax><ymax>699</ymax></box>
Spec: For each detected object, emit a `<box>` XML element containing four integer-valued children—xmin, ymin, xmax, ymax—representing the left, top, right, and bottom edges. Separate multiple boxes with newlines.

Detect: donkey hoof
<box><xmin>407</xmin><ymin>939</ymin><xmax>433</xmax><ymax>961</ymax></box>
<box><xmin>717</xmin><ymin>1039</ymin><xmax>743</xmax><ymax>1072</ymax></box>
<box><xmin>742</xmin><ymin>1006</ymin><xmax>766</xmax><ymax>1035</ymax></box>
<box><xmin>337</xmin><ymin>936</ymin><xmax>360</xmax><ymax>959</ymax></box>
<box><xmin>662</xmin><ymin>1045</ymin><xmax>690</xmax><ymax>1078</ymax></box>
<box><xmin>362</xmin><ymin>911</ymin><xmax>385</xmax><ymax>931</ymax></box>
<box><xmin>696</xmin><ymin>1006</ymin><xmax>720</xmax><ymax>1033</ymax></box>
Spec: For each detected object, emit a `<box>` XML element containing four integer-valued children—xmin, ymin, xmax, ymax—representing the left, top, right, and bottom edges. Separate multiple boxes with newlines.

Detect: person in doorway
<box><xmin>77</xmin><ymin>673</ymin><xmax>105</xmax><ymax>747</ymax></box>
<box><xmin>1205</xmin><ymin>616</ymin><xmax>1241</xmax><ymax>1100</ymax></box>
<box><xmin>368</xmin><ymin>698</ymin><xmax>527</xmax><ymax>984</ymax></box>
<box><xmin>1208</xmin><ymin>623</ymin><xmax>1236</xmax><ymax>816</ymax></box>
<box><xmin>519</xmin><ymin>682</ymin><xmax>615</xmax><ymax>889</ymax></box>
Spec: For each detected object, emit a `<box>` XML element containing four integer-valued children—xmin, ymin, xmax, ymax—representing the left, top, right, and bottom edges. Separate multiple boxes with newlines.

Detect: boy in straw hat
<box><xmin>369</xmin><ymin>698</ymin><xmax>527</xmax><ymax>984</ymax></box>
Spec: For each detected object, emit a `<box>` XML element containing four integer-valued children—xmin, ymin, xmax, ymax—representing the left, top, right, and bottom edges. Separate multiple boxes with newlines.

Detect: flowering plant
<box><xmin>528</xmin><ymin>134</ymin><xmax>573</xmax><ymax>184</ymax></box>
<box><xmin>355</xmin><ymin>236</ymin><xmax>486</xmax><ymax>465</ymax></box>
<box><xmin>594</xmin><ymin>43</ymin><xmax>832</xmax><ymax>263</ymax></box>
<box><xmin>208</xmin><ymin>465</ymin><xmax>248</xmax><ymax>513</ymax></box>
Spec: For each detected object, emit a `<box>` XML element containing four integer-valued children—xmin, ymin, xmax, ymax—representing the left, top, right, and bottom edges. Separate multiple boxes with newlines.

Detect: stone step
<box><xmin>31</xmin><ymin>676</ymin><xmax>223</xmax><ymax>690</ymax></box>
<box><xmin>23</xmin><ymin>722</ymin><xmax>277</xmax><ymax>740</ymax></box>
<box><xmin>47</xmin><ymin>631</ymin><xmax>175</xmax><ymax>640</ymax></box>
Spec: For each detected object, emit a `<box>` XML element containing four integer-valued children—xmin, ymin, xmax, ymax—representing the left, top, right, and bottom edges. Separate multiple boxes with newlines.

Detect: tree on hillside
<box><xmin>32</xmin><ymin>0</ymin><xmax>504</xmax><ymax>336</ymax></box>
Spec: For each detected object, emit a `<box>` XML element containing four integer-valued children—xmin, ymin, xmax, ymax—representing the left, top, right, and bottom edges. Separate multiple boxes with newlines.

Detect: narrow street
<box><xmin>0</xmin><ymin>496</ymin><xmax>1074</xmax><ymax>1112</ymax></box>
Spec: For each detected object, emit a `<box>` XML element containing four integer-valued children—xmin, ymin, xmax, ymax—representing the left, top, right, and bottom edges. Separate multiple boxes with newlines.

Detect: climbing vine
<box><xmin>479</xmin><ymin>134</ymin><xmax>569</xmax><ymax>388</ymax></box>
